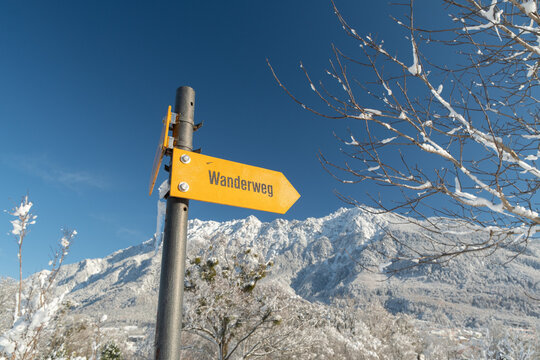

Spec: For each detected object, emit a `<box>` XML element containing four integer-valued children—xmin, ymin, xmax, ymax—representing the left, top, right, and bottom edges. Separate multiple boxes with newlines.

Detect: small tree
<box><xmin>100</xmin><ymin>342</ymin><xmax>123</xmax><ymax>360</ymax></box>
<box><xmin>269</xmin><ymin>0</ymin><xmax>539</xmax><ymax>265</ymax></box>
<box><xmin>182</xmin><ymin>239</ymin><xmax>330</xmax><ymax>360</ymax></box>
<box><xmin>7</xmin><ymin>196</ymin><xmax>36</xmax><ymax>317</ymax></box>
<box><xmin>182</xmin><ymin>240</ymin><xmax>277</xmax><ymax>360</ymax></box>
<box><xmin>0</xmin><ymin>196</ymin><xmax>76</xmax><ymax>359</ymax></box>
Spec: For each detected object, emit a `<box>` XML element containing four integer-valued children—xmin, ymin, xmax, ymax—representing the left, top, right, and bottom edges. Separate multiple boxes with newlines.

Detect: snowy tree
<box><xmin>326</xmin><ymin>299</ymin><xmax>425</xmax><ymax>360</ymax></box>
<box><xmin>182</xmin><ymin>240</ymin><xmax>283</xmax><ymax>359</ymax></box>
<box><xmin>269</xmin><ymin>0</ymin><xmax>539</xmax><ymax>264</ymax></box>
<box><xmin>477</xmin><ymin>326</ymin><xmax>539</xmax><ymax>360</ymax></box>
<box><xmin>43</xmin><ymin>305</ymin><xmax>118</xmax><ymax>360</ymax></box>
<box><xmin>182</xmin><ymin>239</ymin><xmax>331</xmax><ymax>359</ymax></box>
<box><xmin>0</xmin><ymin>278</ymin><xmax>16</xmax><ymax>333</ymax></box>
<box><xmin>6</xmin><ymin>196</ymin><xmax>37</xmax><ymax>317</ymax></box>
<box><xmin>0</xmin><ymin>196</ymin><xmax>76</xmax><ymax>360</ymax></box>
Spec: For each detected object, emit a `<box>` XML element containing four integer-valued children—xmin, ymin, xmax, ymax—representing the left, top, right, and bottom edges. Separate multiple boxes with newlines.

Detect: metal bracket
<box><xmin>193</xmin><ymin>122</ymin><xmax>203</xmax><ymax>131</ymax></box>
<box><xmin>169</xmin><ymin>112</ymin><xmax>179</xmax><ymax>125</ymax></box>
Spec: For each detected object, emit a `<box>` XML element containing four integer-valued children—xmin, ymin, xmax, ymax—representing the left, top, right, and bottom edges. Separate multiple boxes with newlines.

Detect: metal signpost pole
<box><xmin>155</xmin><ymin>86</ymin><xmax>195</xmax><ymax>360</ymax></box>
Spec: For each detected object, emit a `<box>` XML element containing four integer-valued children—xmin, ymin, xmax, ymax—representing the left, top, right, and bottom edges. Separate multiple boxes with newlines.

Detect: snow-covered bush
<box><xmin>358</xmin><ymin>303</ymin><xmax>422</xmax><ymax>359</ymax></box>
<box><xmin>43</xmin><ymin>303</ymin><xmax>113</xmax><ymax>360</ymax></box>
<box><xmin>476</xmin><ymin>325</ymin><xmax>539</xmax><ymax>360</ymax></box>
<box><xmin>0</xmin><ymin>196</ymin><xmax>76</xmax><ymax>359</ymax></box>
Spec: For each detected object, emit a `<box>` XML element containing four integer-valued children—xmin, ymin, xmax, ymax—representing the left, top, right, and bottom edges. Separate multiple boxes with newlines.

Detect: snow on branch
<box><xmin>271</xmin><ymin>0</ymin><xmax>539</xmax><ymax>263</ymax></box>
<box><xmin>2</xmin><ymin>196</ymin><xmax>77</xmax><ymax>359</ymax></box>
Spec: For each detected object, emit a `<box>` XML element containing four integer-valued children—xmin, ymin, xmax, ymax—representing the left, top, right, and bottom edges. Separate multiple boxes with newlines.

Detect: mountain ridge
<box><xmin>52</xmin><ymin>206</ymin><xmax>538</xmax><ymax>326</ymax></box>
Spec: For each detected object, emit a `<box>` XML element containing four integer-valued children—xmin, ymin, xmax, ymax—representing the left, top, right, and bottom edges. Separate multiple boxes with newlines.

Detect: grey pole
<box><xmin>155</xmin><ymin>86</ymin><xmax>195</xmax><ymax>360</ymax></box>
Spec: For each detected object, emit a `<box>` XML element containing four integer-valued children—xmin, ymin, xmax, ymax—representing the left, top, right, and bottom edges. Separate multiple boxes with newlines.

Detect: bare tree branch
<box><xmin>270</xmin><ymin>0</ymin><xmax>539</xmax><ymax>265</ymax></box>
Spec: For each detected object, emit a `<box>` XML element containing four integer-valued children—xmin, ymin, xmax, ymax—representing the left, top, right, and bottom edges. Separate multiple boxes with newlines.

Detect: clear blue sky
<box><xmin>0</xmin><ymin>1</ymin><xmax>446</xmax><ymax>278</ymax></box>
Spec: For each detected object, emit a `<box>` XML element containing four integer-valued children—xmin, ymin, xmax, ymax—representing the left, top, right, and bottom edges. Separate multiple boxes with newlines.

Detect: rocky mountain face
<box><xmin>43</xmin><ymin>207</ymin><xmax>540</xmax><ymax>350</ymax></box>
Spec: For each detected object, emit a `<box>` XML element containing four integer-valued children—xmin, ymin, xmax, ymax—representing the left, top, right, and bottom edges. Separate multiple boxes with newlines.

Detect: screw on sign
<box><xmin>180</xmin><ymin>154</ymin><xmax>191</xmax><ymax>164</ymax></box>
<box><xmin>178</xmin><ymin>182</ymin><xmax>190</xmax><ymax>192</ymax></box>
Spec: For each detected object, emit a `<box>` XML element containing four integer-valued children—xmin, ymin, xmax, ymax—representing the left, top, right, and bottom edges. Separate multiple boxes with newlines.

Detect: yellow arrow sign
<box><xmin>170</xmin><ymin>149</ymin><xmax>300</xmax><ymax>214</ymax></box>
<box><xmin>149</xmin><ymin>106</ymin><xmax>173</xmax><ymax>196</ymax></box>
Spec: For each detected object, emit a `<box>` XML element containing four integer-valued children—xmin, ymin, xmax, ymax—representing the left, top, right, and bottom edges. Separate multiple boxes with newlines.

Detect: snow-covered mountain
<box><xmin>54</xmin><ymin>207</ymin><xmax>539</xmax><ymax>326</ymax></box>
<box><xmin>21</xmin><ymin>206</ymin><xmax>540</xmax><ymax>354</ymax></box>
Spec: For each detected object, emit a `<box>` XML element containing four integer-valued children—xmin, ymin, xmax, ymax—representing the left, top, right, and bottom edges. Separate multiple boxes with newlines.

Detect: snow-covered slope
<box><xmin>53</xmin><ymin>207</ymin><xmax>538</xmax><ymax>337</ymax></box>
